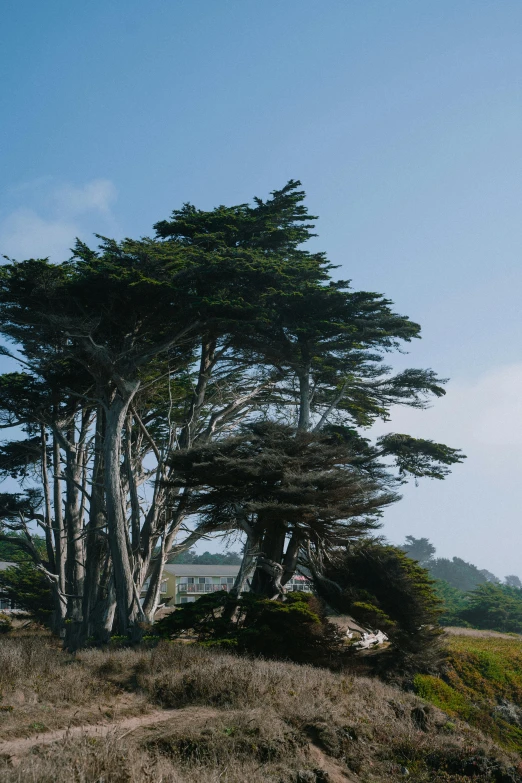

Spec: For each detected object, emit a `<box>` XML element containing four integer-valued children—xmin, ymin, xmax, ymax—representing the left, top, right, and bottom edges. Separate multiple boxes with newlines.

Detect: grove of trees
<box><xmin>0</xmin><ymin>181</ymin><xmax>463</xmax><ymax>649</ymax></box>
<box><xmin>400</xmin><ymin>535</ymin><xmax>522</xmax><ymax>632</ymax></box>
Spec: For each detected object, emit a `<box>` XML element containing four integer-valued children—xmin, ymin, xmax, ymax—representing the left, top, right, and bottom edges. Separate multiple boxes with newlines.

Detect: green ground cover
<box><xmin>415</xmin><ymin>634</ymin><xmax>522</xmax><ymax>753</ymax></box>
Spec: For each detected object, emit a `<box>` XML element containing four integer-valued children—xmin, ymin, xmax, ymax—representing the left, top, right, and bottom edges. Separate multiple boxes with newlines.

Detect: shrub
<box><xmin>0</xmin><ymin>612</ymin><xmax>12</xmax><ymax>634</ymax></box>
<box><xmin>155</xmin><ymin>591</ymin><xmax>345</xmax><ymax>666</ymax></box>
<box><xmin>313</xmin><ymin>539</ymin><xmax>445</xmax><ymax>674</ymax></box>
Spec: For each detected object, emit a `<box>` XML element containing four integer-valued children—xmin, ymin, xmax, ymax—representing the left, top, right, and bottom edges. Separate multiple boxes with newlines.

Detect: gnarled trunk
<box><xmin>103</xmin><ymin>382</ymin><xmax>145</xmax><ymax>639</ymax></box>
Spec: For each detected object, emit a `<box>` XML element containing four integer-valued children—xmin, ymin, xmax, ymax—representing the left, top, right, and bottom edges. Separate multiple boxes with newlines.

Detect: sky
<box><xmin>1</xmin><ymin>1</ymin><xmax>522</xmax><ymax>576</ymax></box>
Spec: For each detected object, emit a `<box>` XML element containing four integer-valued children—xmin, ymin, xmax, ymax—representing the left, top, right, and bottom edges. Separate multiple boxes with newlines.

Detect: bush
<box><xmin>0</xmin><ymin>611</ymin><xmax>12</xmax><ymax>634</ymax></box>
<box><xmin>155</xmin><ymin>591</ymin><xmax>345</xmax><ymax>666</ymax></box>
<box><xmin>313</xmin><ymin>539</ymin><xmax>445</xmax><ymax>674</ymax></box>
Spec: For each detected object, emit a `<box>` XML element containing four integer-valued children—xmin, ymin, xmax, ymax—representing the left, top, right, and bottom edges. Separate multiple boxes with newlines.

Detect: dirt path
<box><xmin>0</xmin><ymin>708</ymin><xmax>358</xmax><ymax>782</ymax></box>
<box><xmin>0</xmin><ymin>706</ymin><xmax>220</xmax><ymax>760</ymax></box>
<box><xmin>308</xmin><ymin>743</ymin><xmax>358</xmax><ymax>782</ymax></box>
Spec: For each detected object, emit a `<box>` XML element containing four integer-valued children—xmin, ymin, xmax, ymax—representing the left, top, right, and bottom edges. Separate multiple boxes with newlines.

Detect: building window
<box><xmin>160</xmin><ymin>582</ymin><xmax>167</xmax><ymax>594</ymax></box>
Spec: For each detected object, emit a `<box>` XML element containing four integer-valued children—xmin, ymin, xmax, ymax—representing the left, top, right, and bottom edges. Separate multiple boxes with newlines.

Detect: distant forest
<box><xmin>400</xmin><ymin>536</ymin><xmax>522</xmax><ymax>633</ymax></box>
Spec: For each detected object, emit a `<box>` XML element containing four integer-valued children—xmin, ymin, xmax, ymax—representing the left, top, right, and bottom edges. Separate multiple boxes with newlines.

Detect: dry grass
<box><xmin>0</xmin><ymin>636</ymin><xmax>149</xmax><ymax>740</ymax></box>
<box><xmin>1</xmin><ymin>634</ymin><xmax>522</xmax><ymax>782</ymax></box>
<box><xmin>445</xmin><ymin>627</ymin><xmax>522</xmax><ymax>640</ymax></box>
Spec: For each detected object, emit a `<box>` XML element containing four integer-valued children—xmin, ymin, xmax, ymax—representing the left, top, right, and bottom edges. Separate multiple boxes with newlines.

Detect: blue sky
<box><xmin>1</xmin><ymin>1</ymin><xmax>522</xmax><ymax>574</ymax></box>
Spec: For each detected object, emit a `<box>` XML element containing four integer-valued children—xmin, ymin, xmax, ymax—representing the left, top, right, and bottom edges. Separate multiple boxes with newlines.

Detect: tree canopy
<box><xmin>0</xmin><ymin>181</ymin><xmax>464</xmax><ymax>647</ymax></box>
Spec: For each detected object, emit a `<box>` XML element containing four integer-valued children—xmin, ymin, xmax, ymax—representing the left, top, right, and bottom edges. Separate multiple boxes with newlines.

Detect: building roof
<box><xmin>0</xmin><ymin>561</ymin><xmax>16</xmax><ymax>572</ymax></box>
<box><xmin>163</xmin><ymin>564</ymin><xmax>240</xmax><ymax>577</ymax></box>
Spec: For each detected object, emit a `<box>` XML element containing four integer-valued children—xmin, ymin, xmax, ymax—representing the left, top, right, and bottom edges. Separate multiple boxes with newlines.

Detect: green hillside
<box><xmin>415</xmin><ymin>633</ymin><xmax>522</xmax><ymax>754</ymax></box>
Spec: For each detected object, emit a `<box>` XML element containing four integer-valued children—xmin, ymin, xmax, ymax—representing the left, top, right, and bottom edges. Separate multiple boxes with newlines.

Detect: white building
<box><xmin>143</xmin><ymin>563</ymin><xmax>312</xmax><ymax>606</ymax></box>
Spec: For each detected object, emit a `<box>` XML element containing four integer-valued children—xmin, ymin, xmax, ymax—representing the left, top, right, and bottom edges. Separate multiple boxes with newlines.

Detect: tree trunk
<box><xmin>80</xmin><ymin>405</ymin><xmax>108</xmax><ymax>645</ymax></box>
<box><xmin>250</xmin><ymin>520</ymin><xmax>287</xmax><ymax>597</ymax></box>
<box><xmin>179</xmin><ymin>337</ymin><xmax>216</xmax><ymax>449</ymax></box>
<box><xmin>103</xmin><ymin>382</ymin><xmax>145</xmax><ymax>639</ymax></box>
<box><xmin>52</xmin><ymin>429</ymin><xmax>66</xmax><ymax>596</ymax></box>
<box><xmin>63</xmin><ymin>421</ymin><xmax>86</xmax><ymax>650</ymax></box>
<box><xmin>282</xmin><ymin>532</ymin><xmax>301</xmax><ymax>585</ymax></box>
<box><xmin>40</xmin><ymin>424</ymin><xmax>56</xmax><ymax>572</ymax></box>
<box><xmin>297</xmin><ymin>369</ymin><xmax>311</xmax><ymax>431</ymax></box>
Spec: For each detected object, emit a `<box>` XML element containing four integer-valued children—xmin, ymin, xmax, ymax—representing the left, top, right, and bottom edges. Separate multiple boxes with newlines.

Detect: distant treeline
<box><xmin>400</xmin><ymin>536</ymin><xmax>522</xmax><ymax>633</ymax></box>
<box><xmin>167</xmin><ymin>549</ymin><xmax>242</xmax><ymax>565</ymax></box>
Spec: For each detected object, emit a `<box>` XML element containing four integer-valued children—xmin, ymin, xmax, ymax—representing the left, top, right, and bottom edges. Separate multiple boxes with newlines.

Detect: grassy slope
<box><xmin>415</xmin><ymin>633</ymin><xmax>522</xmax><ymax>754</ymax></box>
<box><xmin>1</xmin><ymin>634</ymin><xmax>522</xmax><ymax>782</ymax></box>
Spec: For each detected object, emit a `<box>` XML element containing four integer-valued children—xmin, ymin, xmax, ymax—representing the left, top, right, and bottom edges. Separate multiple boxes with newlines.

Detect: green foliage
<box><xmin>156</xmin><ymin>591</ymin><xmax>345</xmax><ymax>666</ymax></box>
<box><xmin>314</xmin><ymin>540</ymin><xmax>444</xmax><ymax>672</ymax></box>
<box><xmin>399</xmin><ymin>535</ymin><xmax>503</xmax><ymax>594</ymax></box>
<box><xmin>0</xmin><ymin>531</ymin><xmax>46</xmax><ymax>563</ymax></box>
<box><xmin>0</xmin><ymin>562</ymin><xmax>53</xmax><ymax>622</ymax></box>
<box><xmin>432</xmin><ymin>580</ymin><xmax>469</xmax><ymax>626</ymax></box>
<box><xmin>414</xmin><ymin>674</ymin><xmax>471</xmax><ymax>717</ymax></box>
<box><xmin>154</xmin><ymin>180</ymin><xmax>318</xmax><ymax>253</ymax></box>
<box><xmin>399</xmin><ymin>535</ymin><xmax>522</xmax><ymax>632</ymax></box>
<box><xmin>429</xmin><ymin>556</ymin><xmax>491</xmax><ymax>592</ymax></box>
<box><xmin>233</xmin><ymin>593</ymin><xmax>343</xmax><ymax>664</ymax></box>
<box><xmin>400</xmin><ymin>535</ymin><xmax>436</xmax><ymax>566</ymax></box>
<box><xmin>0</xmin><ymin>612</ymin><xmax>12</xmax><ymax>634</ymax></box>
<box><xmin>0</xmin><ymin>532</ymin><xmax>28</xmax><ymax>562</ymax></box>
<box><xmin>417</xmin><ymin>634</ymin><xmax>522</xmax><ymax>754</ymax></box>
<box><xmin>378</xmin><ymin>433</ymin><xmax>464</xmax><ymax>480</ymax></box>
<box><xmin>459</xmin><ymin>583</ymin><xmax>522</xmax><ymax>634</ymax></box>
<box><xmin>168</xmin><ymin>422</ymin><xmax>395</xmax><ymax>576</ymax></box>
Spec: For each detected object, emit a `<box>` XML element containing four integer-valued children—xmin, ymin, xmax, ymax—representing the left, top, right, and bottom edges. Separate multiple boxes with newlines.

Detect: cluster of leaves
<box><xmin>155</xmin><ymin>591</ymin><xmax>345</xmax><ymax>666</ymax></box>
<box><xmin>429</xmin><ymin>558</ymin><xmax>495</xmax><ymax>593</ymax></box>
<box><xmin>432</xmin><ymin>580</ymin><xmax>522</xmax><ymax>633</ymax></box>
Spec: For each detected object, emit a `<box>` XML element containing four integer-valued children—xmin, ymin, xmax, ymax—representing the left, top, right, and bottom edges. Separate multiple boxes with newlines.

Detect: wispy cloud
<box><xmin>0</xmin><ymin>178</ymin><xmax>118</xmax><ymax>262</ymax></box>
<box><xmin>52</xmin><ymin>179</ymin><xmax>117</xmax><ymax>218</ymax></box>
<box><xmin>374</xmin><ymin>363</ymin><xmax>522</xmax><ymax>468</ymax></box>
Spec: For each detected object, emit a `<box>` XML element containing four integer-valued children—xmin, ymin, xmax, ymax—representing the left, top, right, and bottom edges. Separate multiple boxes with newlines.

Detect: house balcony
<box><xmin>177</xmin><ymin>583</ymin><xmax>231</xmax><ymax>594</ymax></box>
